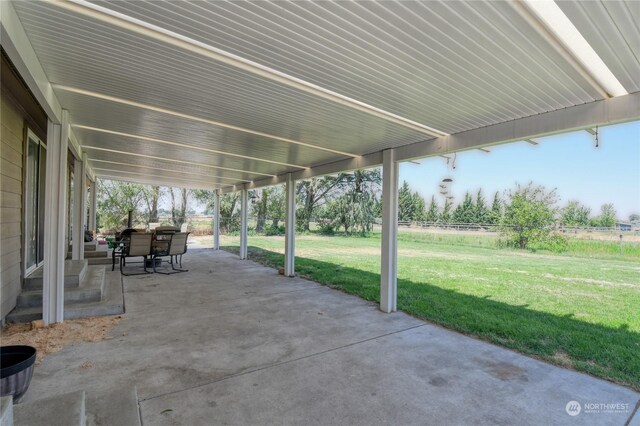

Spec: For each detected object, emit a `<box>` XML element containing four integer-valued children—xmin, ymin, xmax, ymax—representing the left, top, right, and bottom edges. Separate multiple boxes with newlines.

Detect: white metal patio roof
<box><xmin>4</xmin><ymin>0</ymin><xmax>639</xmax><ymax>190</ymax></box>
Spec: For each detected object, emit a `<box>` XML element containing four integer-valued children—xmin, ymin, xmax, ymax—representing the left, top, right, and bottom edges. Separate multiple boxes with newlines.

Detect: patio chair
<box><xmin>153</xmin><ymin>232</ymin><xmax>189</xmax><ymax>273</ymax></box>
<box><xmin>112</xmin><ymin>228</ymin><xmax>138</xmax><ymax>271</ymax></box>
<box><xmin>120</xmin><ymin>232</ymin><xmax>154</xmax><ymax>276</ymax></box>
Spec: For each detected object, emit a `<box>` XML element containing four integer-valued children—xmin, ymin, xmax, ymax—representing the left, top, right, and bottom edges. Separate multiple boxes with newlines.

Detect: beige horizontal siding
<box><xmin>1</xmin><ymin>91</ymin><xmax>24</xmax><ymax>321</ymax></box>
<box><xmin>1</xmin><ymin>263</ymin><xmax>20</xmax><ymax>290</ymax></box>
<box><xmin>1</xmin><ymin>137</ymin><xmax>23</xmax><ymax>166</ymax></box>
<box><xmin>0</xmin><ymin>191</ymin><xmax>21</xmax><ymax>208</ymax></box>
<box><xmin>0</xmin><ymin>250</ymin><xmax>20</xmax><ymax>271</ymax></box>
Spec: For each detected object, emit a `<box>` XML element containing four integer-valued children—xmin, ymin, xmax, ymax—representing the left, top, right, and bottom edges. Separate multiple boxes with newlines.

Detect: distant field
<box><xmin>217</xmin><ymin>230</ymin><xmax>640</xmax><ymax>390</ymax></box>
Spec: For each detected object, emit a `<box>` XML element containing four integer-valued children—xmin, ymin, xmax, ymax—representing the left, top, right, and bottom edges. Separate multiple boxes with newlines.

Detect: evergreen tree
<box><xmin>453</xmin><ymin>192</ymin><xmax>474</xmax><ymax>223</ymax></box>
<box><xmin>412</xmin><ymin>191</ymin><xmax>426</xmax><ymax>222</ymax></box>
<box><xmin>398</xmin><ymin>181</ymin><xmax>415</xmax><ymax>221</ymax></box>
<box><xmin>474</xmin><ymin>189</ymin><xmax>488</xmax><ymax>224</ymax></box>
<box><xmin>488</xmin><ymin>192</ymin><xmax>502</xmax><ymax>224</ymax></box>
<box><xmin>440</xmin><ymin>199</ymin><xmax>453</xmax><ymax>223</ymax></box>
<box><xmin>425</xmin><ymin>196</ymin><xmax>439</xmax><ymax>222</ymax></box>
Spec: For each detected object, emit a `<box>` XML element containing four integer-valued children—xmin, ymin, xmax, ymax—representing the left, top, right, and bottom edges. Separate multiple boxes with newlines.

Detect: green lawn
<box><xmin>220</xmin><ymin>231</ymin><xmax>640</xmax><ymax>390</ymax></box>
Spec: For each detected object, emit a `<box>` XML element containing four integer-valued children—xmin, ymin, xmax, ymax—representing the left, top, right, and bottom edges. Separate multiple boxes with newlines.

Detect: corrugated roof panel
<box><xmin>93</xmin><ymin>0</ymin><xmax>603</xmax><ymax>125</ymax></box>
<box><xmin>557</xmin><ymin>1</ymin><xmax>640</xmax><ymax>94</ymax></box>
<box><xmin>13</xmin><ymin>1</ymin><xmax>431</xmax><ymax>158</ymax></box>
<box><xmin>9</xmin><ymin>0</ymin><xmax>637</xmax><ymax>189</ymax></box>
<box><xmin>87</xmin><ymin>151</ymin><xmax>256</xmax><ymax>182</ymax></box>
<box><xmin>62</xmin><ymin>92</ymin><xmax>339</xmax><ymax>169</ymax></box>
<box><xmin>82</xmin><ymin>136</ymin><xmax>283</xmax><ymax>178</ymax></box>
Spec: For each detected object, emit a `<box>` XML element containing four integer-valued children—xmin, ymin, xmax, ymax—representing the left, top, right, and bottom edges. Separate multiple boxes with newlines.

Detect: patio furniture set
<box><xmin>112</xmin><ymin>226</ymin><xmax>189</xmax><ymax>276</ymax></box>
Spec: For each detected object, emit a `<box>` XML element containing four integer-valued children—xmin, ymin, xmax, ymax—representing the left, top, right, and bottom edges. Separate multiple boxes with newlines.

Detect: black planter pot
<box><xmin>1</xmin><ymin>345</ymin><xmax>37</xmax><ymax>403</ymax></box>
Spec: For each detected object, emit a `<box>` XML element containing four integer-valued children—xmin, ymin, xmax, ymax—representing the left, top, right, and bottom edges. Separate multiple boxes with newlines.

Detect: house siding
<box><xmin>1</xmin><ymin>92</ymin><xmax>24</xmax><ymax>319</ymax></box>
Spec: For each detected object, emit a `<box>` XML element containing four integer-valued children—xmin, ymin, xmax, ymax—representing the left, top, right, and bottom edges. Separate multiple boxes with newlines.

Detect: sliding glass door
<box><xmin>24</xmin><ymin>130</ymin><xmax>46</xmax><ymax>275</ymax></box>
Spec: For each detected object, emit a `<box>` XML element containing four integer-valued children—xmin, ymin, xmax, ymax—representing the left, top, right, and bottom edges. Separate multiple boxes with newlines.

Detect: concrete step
<box><xmin>14</xmin><ymin>390</ymin><xmax>85</xmax><ymax>426</ymax></box>
<box><xmin>66</xmin><ymin>251</ymin><xmax>108</xmax><ymax>259</ymax></box>
<box><xmin>85</xmin><ymin>241</ymin><xmax>97</xmax><ymax>251</ymax></box>
<box><xmin>88</xmin><ymin>257</ymin><xmax>113</xmax><ymax>266</ymax></box>
<box><xmin>16</xmin><ymin>267</ymin><xmax>105</xmax><ymax>308</ymax></box>
<box><xmin>86</xmin><ymin>386</ymin><xmax>140</xmax><ymax>426</ymax></box>
<box><xmin>23</xmin><ymin>260</ymin><xmax>88</xmax><ymax>291</ymax></box>
<box><xmin>7</xmin><ymin>267</ymin><xmax>123</xmax><ymax>323</ymax></box>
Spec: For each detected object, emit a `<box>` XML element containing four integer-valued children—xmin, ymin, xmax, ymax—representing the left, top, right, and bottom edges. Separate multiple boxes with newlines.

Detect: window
<box><xmin>24</xmin><ymin>129</ymin><xmax>46</xmax><ymax>274</ymax></box>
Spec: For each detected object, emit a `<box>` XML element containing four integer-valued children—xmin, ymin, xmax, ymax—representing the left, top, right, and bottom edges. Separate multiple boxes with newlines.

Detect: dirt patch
<box><xmin>1</xmin><ymin>315</ymin><xmax>123</xmax><ymax>365</ymax></box>
<box><xmin>550</xmin><ymin>351</ymin><xmax>574</xmax><ymax>368</ymax></box>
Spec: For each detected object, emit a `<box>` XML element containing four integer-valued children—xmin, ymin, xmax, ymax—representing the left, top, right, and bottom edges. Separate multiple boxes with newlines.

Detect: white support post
<box><xmin>88</xmin><ymin>178</ymin><xmax>97</xmax><ymax>234</ymax></box>
<box><xmin>239</xmin><ymin>188</ymin><xmax>248</xmax><ymax>260</ymax></box>
<box><xmin>380</xmin><ymin>149</ymin><xmax>398</xmax><ymax>313</ymax></box>
<box><xmin>71</xmin><ymin>156</ymin><xmax>86</xmax><ymax>260</ymax></box>
<box><xmin>43</xmin><ymin>111</ymin><xmax>69</xmax><ymax>325</ymax></box>
<box><xmin>284</xmin><ymin>173</ymin><xmax>296</xmax><ymax>277</ymax></box>
<box><xmin>213</xmin><ymin>189</ymin><xmax>220</xmax><ymax>250</ymax></box>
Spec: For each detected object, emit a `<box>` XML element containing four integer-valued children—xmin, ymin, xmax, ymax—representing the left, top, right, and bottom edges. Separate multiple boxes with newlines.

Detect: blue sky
<box><xmin>399</xmin><ymin>120</ymin><xmax>640</xmax><ymax>220</ymax></box>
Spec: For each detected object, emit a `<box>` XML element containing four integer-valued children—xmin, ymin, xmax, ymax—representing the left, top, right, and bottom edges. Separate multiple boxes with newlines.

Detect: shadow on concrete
<box><xmin>221</xmin><ymin>245</ymin><xmax>640</xmax><ymax>391</ymax></box>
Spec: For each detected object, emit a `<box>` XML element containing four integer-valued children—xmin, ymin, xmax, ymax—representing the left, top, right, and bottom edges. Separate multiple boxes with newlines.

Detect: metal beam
<box><xmin>213</xmin><ymin>189</ymin><xmax>220</xmax><ymax>250</ymax></box>
<box><xmin>221</xmin><ymin>152</ymin><xmax>384</xmax><ymax>194</ymax></box>
<box><xmin>91</xmin><ymin>167</ymin><xmax>230</xmax><ymax>187</ymax></box>
<box><xmin>95</xmin><ymin>173</ymin><xmax>215</xmax><ymax>191</ymax></box>
<box><xmin>224</xmin><ymin>92</ymin><xmax>640</xmax><ymax>193</ymax></box>
<box><xmin>284</xmin><ymin>173</ymin><xmax>296</xmax><ymax>277</ymax></box>
<box><xmin>239</xmin><ymin>188</ymin><xmax>248</xmax><ymax>260</ymax></box>
<box><xmin>380</xmin><ymin>149</ymin><xmax>398</xmax><ymax>313</ymax></box>
<box><xmin>0</xmin><ymin>1</ymin><xmax>62</xmax><ymax>123</ymax></box>
<box><xmin>89</xmin><ymin>159</ymin><xmax>249</xmax><ymax>183</ymax></box>
<box><xmin>395</xmin><ymin>92</ymin><xmax>640</xmax><ymax>162</ymax></box>
<box><xmin>42</xmin><ymin>111</ymin><xmax>69</xmax><ymax>325</ymax></box>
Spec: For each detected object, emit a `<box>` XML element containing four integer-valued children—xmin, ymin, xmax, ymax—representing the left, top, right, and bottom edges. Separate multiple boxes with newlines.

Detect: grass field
<box><xmin>219</xmin><ymin>230</ymin><xmax>640</xmax><ymax>390</ymax></box>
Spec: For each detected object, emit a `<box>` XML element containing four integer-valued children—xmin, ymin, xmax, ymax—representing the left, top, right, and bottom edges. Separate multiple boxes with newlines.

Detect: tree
<box><xmin>561</xmin><ymin>201</ymin><xmax>591</xmax><ymax>227</ymax></box>
<box><xmin>440</xmin><ymin>199</ymin><xmax>453</xmax><ymax>224</ymax></box>
<box><xmin>142</xmin><ymin>186</ymin><xmax>162</xmax><ymax>224</ymax></box>
<box><xmin>487</xmin><ymin>192</ymin><xmax>503</xmax><ymax>225</ymax></box>
<box><xmin>474</xmin><ymin>189</ymin><xmax>489</xmax><ymax>224</ymax></box>
<box><xmin>596</xmin><ymin>203</ymin><xmax>617</xmax><ymax>228</ymax></box>
<box><xmin>297</xmin><ymin>176</ymin><xmax>349</xmax><ymax>232</ymax></box>
<box><xmin>452</xmin><ymin>192</ymin><xmax>475</xmax><ymax>223</ymax></box>
<box><xmin>500</xmin><ymin>183</ymin><xmax>562</xmax><ymax>249</ymax></box>
<box><xmin>630</xmin><ymin>213</ymin><xmax>640</xmax><ymax>223</ymax></box>
<box><xmin>267</xmin><ymin>186</ymin><xmax>285</xmax><ymax>228</ymax></box>
<box><xmin>97</xmin><ymin>180</ymin><xmax>150</xmax><ymax>232</ymax></box>
<box><xmin>412</xmin><ymin>191</ymin><xmax>426</xmax><ymax>222</ymax></box>
<box><xmin>170</xmin><ymin>187</ymin><xmax>190</xmax><ymax>227</ymax></box>
<box><xmin>398</xmin><ymin>181</ymin><xmax>427</xmax><ymax>222</ymax></box>
<box><xmin>425</xmin><ymin>196</ymin><xmax>439</xmax><ymax>222</ymax></box>
<box><xmin>297</xmin><ymin>169</ymin><xmax>381</xmax><ymax>232</ymax></box>
<box><xmin>192</xmin><ymin>190</ymin><xmax>240</xmax><ymax>233</ymax></box>
<box><xmin>253</xmin><ymin>188</ymin><xmax>269</xmax><ymax>232</ymax></box>
<box><xmin>398</xmin><ymin>181</ymin><xmax>414</xmax><ymax>221</ymax></box>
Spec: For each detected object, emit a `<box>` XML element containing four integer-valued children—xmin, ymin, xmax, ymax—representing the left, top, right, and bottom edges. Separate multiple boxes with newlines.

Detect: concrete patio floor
<box><xmin>22</xmin><ymin>249</ymin><xmax>639</xmax><ymax>425</ymax></box>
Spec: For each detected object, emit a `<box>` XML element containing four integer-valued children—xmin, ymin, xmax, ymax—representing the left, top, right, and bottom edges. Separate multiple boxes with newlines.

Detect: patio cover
<box><xmin>2</xmin><ymin>0</ymin><xmax>639</xmax><ymax>191</ymax></box>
